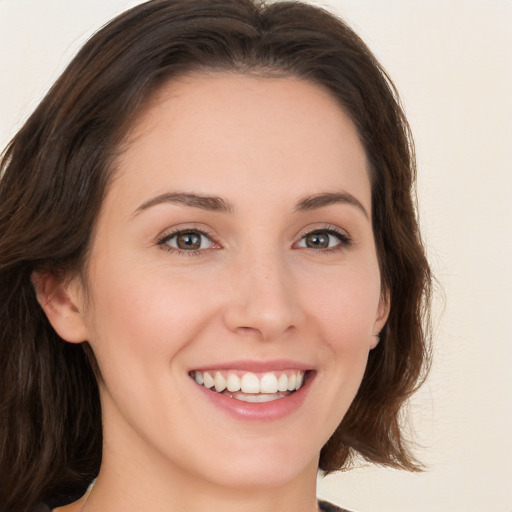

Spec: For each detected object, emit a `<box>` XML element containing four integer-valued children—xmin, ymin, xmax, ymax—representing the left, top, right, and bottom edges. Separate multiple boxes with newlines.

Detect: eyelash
<box><xmin>296</xmin><ymin>225</ymin><xmax>352</xmax><ymax>253</ymax></box>
<box><xmin>157</xmin><ymin>227</ymin><xmax>217</xmax><ymax>256</ymax></box>
<box><xmin>157</xmin><ymin>225</ymin><xmax>352</xmax><ymax>256</ymax></box>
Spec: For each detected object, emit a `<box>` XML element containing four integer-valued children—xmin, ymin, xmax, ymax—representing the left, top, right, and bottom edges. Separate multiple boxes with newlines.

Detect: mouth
<box><xmin>189</xmin><ymin>369</ymin><xmax>308</xmax><ymax>403</ymax></box>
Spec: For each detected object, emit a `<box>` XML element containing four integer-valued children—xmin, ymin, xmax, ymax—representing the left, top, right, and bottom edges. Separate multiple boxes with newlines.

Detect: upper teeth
<box><xmin>192</xmin><ymin>370</ymin><xmax>305</xmax><ymax>394</ymax></box>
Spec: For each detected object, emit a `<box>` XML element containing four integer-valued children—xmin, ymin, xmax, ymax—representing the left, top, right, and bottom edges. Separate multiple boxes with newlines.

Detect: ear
<box><xmin>371</xmin><ymin>290</ymin><xmax>390</xmax><ymax>349</ymax></box>
<box><xmin>32</xmin><ymin>271</ymin><xmax>89</xmax><ymax>343</ymax></box>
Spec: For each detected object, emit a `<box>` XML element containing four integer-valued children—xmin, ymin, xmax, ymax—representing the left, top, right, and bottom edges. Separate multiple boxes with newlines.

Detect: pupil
<box><xmin>306</xmin><ymin>232</ymin><xmax>329</xmax><ymax>248</ymax></box>
<box><xmin>178</xmin><ymin>232</ymin><xmax>201</xmax><ymax>250</ymax></box>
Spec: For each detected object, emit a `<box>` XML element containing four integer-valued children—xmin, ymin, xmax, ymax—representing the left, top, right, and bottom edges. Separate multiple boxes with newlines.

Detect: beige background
<box><xmin>1</xmin><ymin>1</ymin><xmax>511</xmax><ymax>511</ymax></box>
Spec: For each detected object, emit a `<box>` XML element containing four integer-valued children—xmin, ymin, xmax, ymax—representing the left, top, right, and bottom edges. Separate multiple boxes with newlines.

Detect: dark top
<box><xmin>35</xmin><ymin>499</ymin><xmax>351</xmax><ymax>511</ymax></box>
<box><xmin>319</xmin><ymin>499</ymin><xmax>352</xmax><ymax>512</ymax></box>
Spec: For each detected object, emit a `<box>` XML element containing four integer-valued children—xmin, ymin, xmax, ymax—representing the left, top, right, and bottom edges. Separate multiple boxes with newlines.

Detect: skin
<box><xmin>37</xmin><ymin>73</ymin><xmax>389</xmax><ymax>512</ymax></box>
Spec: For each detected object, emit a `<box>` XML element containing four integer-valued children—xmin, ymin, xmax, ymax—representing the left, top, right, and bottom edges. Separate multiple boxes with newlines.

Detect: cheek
<box><xmin>298</xmin><ymin>269</ymin><xmax>381</xmax><ymax>440</ymax></box>
<box><xmin>81</xmin><ymin>264</ymin><xmax>221</xmax><ymax>439</ymax></box>
<box><xmin>304</xmin><ymin>266</ymin><xmax>382</xmax><ymax>343</ymax></box>
<box><xmin>83</xmin><ymin>260</ymin><xmax>217</xmax><ymax>374</ymax></box>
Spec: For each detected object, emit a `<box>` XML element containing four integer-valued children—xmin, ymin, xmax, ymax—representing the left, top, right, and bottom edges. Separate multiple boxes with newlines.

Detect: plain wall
<box><xmin>1</xmin><ymin>1</ymin><xmax>511</xmax><ymax>511</ymax></box>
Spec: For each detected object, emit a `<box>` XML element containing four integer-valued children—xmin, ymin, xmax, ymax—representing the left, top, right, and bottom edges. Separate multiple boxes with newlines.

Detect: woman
<box><xmin>0</xmin><ymin>1</ymin><xmax>431</xmax><ymax>511</ymax></box>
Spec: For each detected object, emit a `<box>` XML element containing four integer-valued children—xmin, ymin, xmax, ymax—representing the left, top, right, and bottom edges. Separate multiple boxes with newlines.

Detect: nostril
<box><xmin>237</xmin><ymin>326</ymin><xmax>260</xmax><ymax>335</ymax></box>
<box><xmin>222</xmin><ymin>282</ymin><xmax>301</xmax><ymax>341</ymax></box>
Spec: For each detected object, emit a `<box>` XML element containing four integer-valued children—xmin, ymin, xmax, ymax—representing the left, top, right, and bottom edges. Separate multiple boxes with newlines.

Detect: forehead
<box><xmin>110</xmin><ymin>72</ymin><xmax>370</xmax><ymax>215</ymax></box>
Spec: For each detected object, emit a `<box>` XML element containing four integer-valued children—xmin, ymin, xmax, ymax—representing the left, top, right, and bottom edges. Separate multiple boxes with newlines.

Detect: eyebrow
<box><xmin>132</xmin><ymin>190</ymin><xmax>368</xmax><ymax>219</ymax></box>
<box><xmin>294</xmin><ymin>192</ymin><xmax>369</xmax><ymax>219</ymax></box>
<box><xmin>132</xmin><ymin>192</ymin><xmax>234</xmax><ymax>217</ymax></box>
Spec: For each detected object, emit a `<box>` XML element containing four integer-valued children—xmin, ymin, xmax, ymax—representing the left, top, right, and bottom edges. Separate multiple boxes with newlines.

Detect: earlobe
<box><xmin>31</xmin><ymin>271</ymin><xmax>89</xmax><ymax>343</ymax></box>
<box><xmin>371</xmin><ymin>291</ymin><xmax>390</xmax><ymax>349</ymax></box>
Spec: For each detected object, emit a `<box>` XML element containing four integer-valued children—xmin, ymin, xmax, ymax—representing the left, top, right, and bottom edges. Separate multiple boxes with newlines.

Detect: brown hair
<box><xmin>0</xmin><ymin>1</ymin><xmax>431</xmax><ymax>510</ymax></box>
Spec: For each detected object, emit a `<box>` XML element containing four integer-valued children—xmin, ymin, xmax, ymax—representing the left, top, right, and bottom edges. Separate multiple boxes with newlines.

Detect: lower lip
<box><xmin>193</xmin><ymin>372</ymin><xmax>315</xmax><ymax>422</ymax></box>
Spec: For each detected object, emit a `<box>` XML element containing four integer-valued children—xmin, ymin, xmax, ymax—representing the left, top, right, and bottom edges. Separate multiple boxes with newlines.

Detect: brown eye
<box><xmin>304</xmin><ymin>232</ymin><xmax>330</xmax><ymax>249</ymax></box>
<box><xmin>161</xmin><ymin>230</ymin><xmax>213</xmax><ymax>251</ymax></box>
<box><xmin>296</xmin><ymin>229</ymin><xmax>349</xmax><ymax>250</ymax></box>
<box><xmin>176</xmin><ymin>232</ymin><xmax>202</xmax><ymax>250</ymax></box>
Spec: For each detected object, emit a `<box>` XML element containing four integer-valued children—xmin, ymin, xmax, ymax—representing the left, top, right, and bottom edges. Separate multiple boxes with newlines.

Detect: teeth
<box><xmin>287</xmin><ymin>373</ymin><xmax>296</xmax><ymax>391</ymax></box>
<box><xmin>229</xmin><ymin>392</ymin><xmax>289</xmax><ymax>403</ymax></box>
<box><xmin>214</xmin><ymin>372</ymin><xmax>227</xmax><ymax>392</ymax></box>
<box><xmin>191</xmin><ymin>369</ymin><xmax>307</xmax><ymax>396</ymax></box>
<box><xmin>296</xmin><ymin>372</ymin><xmax>304</xmax><ymax>390</ymax></box>
<box><xmin>260</xmin><ymin>373</ymin><xmax>278</xmax><ymax>393</ymax></box>
<box><xmin>278</xmin><ymin>374</ymin><xmax>288</xmax><ymax>392</ymax></box>
<box><xmin>203</xmin><ymin>372</ymin><xmax>215</xmax><ymax>389</ymax></box>
<box><xmin>241</xmin><ymin>372</ymin><xmax>260</xmax><ymax>393</ymax></box>
<box><xmin>226</xmin><ymin>374</ymin><xmax>241</xmax><ymax>392</ymax></box>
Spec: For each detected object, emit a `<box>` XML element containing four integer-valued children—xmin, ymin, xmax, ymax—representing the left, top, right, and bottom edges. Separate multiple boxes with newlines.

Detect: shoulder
<box><xmin>318</xmin><ymin>499</ymin><xmax>354</xmax><ymax>512</ymax></box>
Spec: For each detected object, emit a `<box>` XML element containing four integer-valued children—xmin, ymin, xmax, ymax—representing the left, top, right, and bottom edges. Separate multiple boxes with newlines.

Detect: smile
<box><xmin>190</xmin><ymin>370</ymin><xmax>306</xmax><ymax>403</ymax></box>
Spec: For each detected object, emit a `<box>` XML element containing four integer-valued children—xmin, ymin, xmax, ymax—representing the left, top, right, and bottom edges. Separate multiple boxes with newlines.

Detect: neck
<box><xmin>75</xmin><ymin>416</ymin><xmax>321</xmax><ymax>512</ymax></box>
<box><xmin>80</xmin><ymin>462</ymin><xmax>320</xmax><ymax>512</ymax></box>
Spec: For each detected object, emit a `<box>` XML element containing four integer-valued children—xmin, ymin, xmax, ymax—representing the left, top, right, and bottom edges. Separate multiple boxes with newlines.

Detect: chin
<box><xmin>176</xmin><ymin>433</ymin><xmax>321</xmax><ymax>492</ymax></box>
<box><xmin>201</xmin><ymin>453</ymin><xmax>318</xmax><ymax>491</ymax></box>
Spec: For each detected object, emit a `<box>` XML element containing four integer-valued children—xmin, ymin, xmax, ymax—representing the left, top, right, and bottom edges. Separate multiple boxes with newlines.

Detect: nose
<box><xmin>222</xmin><ymin>249</ymin><xmax>303</xmax><ymax>342</ymax></box>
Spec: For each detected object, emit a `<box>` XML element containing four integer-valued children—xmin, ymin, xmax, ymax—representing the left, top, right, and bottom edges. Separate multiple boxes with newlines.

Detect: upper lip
<box><xmin>190</xmin><ymin>359</ymin><xmax>314</xmax><ymax>373</ymax></box>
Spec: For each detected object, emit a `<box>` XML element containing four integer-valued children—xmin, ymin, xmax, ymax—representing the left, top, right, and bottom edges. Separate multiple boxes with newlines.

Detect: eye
<box><xmin>295</xmin><ymin>228</ymin><xmax>350</xmax><ymax>250</ymax></box>
<box><xmin>159</xmin><ymin>229</ymin><xmax>214</xmax><ymax>252</ymax></box>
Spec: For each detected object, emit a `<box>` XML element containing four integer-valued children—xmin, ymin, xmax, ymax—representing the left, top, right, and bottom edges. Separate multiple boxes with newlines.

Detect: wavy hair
<box><xmin>0</xmin><ymin>1</ymin><xmax>432</xmax><ymax>510</ymax></box>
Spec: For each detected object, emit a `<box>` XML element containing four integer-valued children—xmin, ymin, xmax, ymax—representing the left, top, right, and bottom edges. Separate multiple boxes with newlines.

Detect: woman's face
<box><xmin>72</xmin><ymin>74</ymin><xmax>388</xmax><ymax>491</ymax></box>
